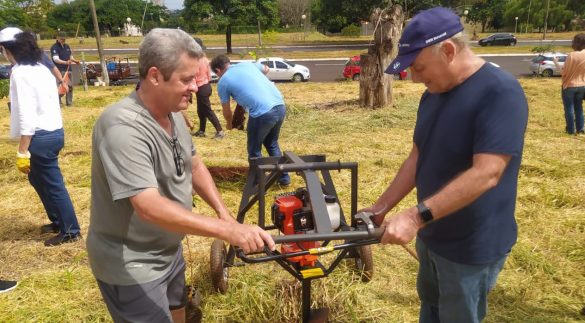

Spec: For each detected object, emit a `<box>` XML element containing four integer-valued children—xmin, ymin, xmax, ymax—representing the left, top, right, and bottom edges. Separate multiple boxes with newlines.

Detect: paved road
<box><xmin>286</xmin><ymin>54</ymin><xmax>537</xmax><ymax>82</ymax></box>
<box><xmin>69</xmin><ymin>54</ymin><xmax>541</xmax><ymax>85</ymax></box>
<box><xmin>76</xmin><ymin>39</ymin><xmax>571</xmax><ymax>57</ymax></box>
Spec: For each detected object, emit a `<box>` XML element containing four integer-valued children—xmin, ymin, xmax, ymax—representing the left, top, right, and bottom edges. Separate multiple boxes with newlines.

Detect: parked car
<box><xmin>257</xmin><ymin>57</ymin><xmax>310</xmax><ymax>82</ymax></box>
<box><xmin>478</xmin><ymin>33</ymin><xmax>517</xmax><ymax>46</ymax></box>
<box><xmin>343</xmin><ymin>55</ymin><xmax>407</xmax><ymax>81</ymax></box>
<box><xmin>529</xmin><ymin>52</ymin><xmax>566</xmax><ymax>77</ymax></box>
<box><xmin>0</xmin><ymin>64</ymin><xmax>11</xmax><ymax>79</ymax></box>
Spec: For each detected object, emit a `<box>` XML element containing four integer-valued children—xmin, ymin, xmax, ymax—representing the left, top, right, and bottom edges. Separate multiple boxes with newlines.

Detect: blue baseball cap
<box><xmin>385</xmin><ymin>7</ymin><xmax>463</xmax><ymax>74</ymax></box>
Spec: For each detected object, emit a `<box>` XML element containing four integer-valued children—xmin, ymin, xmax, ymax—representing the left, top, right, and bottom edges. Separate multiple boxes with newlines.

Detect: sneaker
<box><xmin>186</xmin><ymin>285</ymin><xmax>202</xmax><ymax>323</ymax></box>
<box><xmin>213</xmin><ymin>131</ymin><xmax>225</xmax><ymax>139</ymax></box>
<box><xmin>40</xmin><ymin>223</ymin><xmax>59</xmax><ymax>234</ymax></box>
<box><xmin>191</xmin><ymin>130</ymin><xmax>206</xmax><ymax>137</ymax></box>
<box><xmin>0</xmin><ymin>280</ymin><xmax>17</xmax><ymax>294</ymax></box>
<box><xmin>44</xmin><ymin>233</ymin><xmax>82</xmax><ymax>247</ymax></box>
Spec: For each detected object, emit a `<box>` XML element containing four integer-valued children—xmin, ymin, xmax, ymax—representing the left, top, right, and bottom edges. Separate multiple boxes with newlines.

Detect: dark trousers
<box><xmin>59</xmin><ymin>70</ymin><xmax>73</xmax><ymax>106</ymax></box>
<box><xmin>28</xmin><ymin>128</ymin><xmax>80</xmax><ymax>236</ymax></box>
<box><xmin>196</xmin><ymin>83</ymin><xmax>221</xmax><ymax>133</ymax></box>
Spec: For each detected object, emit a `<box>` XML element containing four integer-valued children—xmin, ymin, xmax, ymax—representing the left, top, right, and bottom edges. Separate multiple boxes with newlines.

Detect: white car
<box><xmin>529</xmin><ymin>52</ymin><xmax>567</xmax><ymax>77</ymax></box>
<box><xmin>257</xmin><ymin>57</ymin><xmax>310</xmax><ymax>82</ymax></box>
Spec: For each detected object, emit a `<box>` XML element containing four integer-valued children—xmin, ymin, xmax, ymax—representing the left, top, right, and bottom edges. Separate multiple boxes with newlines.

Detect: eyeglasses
<box><xmin>170</xmin><ymin>137</ymin><xmax>184</xmax><ymax>177</ymax></box>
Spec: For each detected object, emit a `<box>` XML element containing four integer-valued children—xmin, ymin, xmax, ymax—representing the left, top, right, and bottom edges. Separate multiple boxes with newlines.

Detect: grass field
<box><xmin>0</xmin><ymin>76</ymin><xmax>583</xmax><ymax>322</ymax></box>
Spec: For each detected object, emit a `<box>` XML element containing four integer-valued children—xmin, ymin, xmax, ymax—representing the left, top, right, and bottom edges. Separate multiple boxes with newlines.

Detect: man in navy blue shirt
<box><xmin>363</xmin><ymin>7</ymin><xmax>528</xmax><ymax>322</ymax></box>
<box><xmin>50</xmin><ymin>32</ymin><xmax>79</xmax><ymax>106</ymax></box>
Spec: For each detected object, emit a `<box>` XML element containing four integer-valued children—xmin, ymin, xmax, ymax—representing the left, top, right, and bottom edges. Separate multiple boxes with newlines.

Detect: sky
<box><xmin>164</xmin><ymin>0</ymin><xmax>182</xmax><ymax>10</ymax></box>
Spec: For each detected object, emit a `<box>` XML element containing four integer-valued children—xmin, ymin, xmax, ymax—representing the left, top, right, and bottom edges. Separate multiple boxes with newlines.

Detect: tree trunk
<box><xmin>359</xmin><ymin>4</ymin><xmax>404</xmax><ymax>109</ymax></box>
<box><xmin>226</xmin><ymin>24</ymin><xmax>232</xmax><ymax>54</ymax></box>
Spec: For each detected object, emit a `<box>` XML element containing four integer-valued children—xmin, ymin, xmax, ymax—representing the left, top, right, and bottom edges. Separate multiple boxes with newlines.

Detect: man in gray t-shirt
<box><xmin>87</xmin><ymin>28</ymin><xmax>274</xmax><ymax>323</ymax></box>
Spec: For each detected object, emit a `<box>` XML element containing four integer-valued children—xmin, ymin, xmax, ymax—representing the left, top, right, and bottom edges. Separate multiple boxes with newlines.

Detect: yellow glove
<box><xmin>16</xmin><ymin>151</ymin><xmax>31</xmax><ymax>174</ymax></box>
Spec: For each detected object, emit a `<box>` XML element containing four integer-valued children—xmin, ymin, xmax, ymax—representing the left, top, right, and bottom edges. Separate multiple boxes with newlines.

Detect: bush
<box><xmin>0</xmin><ymin>80</ymin><xmax>8</xmax><ymax>99</ymax></box>
<box><xmin>531</xmin><ymin>44</ymin><xmax>556</xmax><ymax>54</ymax></box>
<box><xmin>341</xmin><ymin>24</ymin><xmax>361</xmax><ymax>37</ymax></box>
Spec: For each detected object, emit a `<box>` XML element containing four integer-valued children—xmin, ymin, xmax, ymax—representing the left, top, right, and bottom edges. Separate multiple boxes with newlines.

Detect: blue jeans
<box><xmin>561</xmin><ymin>86</ymin><xmax>585</xmax><ymax>134</ymax></box>
<box><xmin>28</xmin><ymin>128</ymin><xmax>80</xmax><ymax>236</ymax></box>
<box><xmin>416</xmin><ymin>238</ymin><xmax>507</xmax><ymax>323</ymax></box>
<box><xmin>247</xmin><ymin>104</ymin><xmax>290</xmax><ymax>184</ymax></box>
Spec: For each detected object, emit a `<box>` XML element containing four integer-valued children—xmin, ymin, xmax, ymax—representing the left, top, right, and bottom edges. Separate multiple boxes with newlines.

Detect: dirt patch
<box><xmin>207</xmin><ymin>166</ymin><xmax>248</xmax><ymax>182</ymax></box>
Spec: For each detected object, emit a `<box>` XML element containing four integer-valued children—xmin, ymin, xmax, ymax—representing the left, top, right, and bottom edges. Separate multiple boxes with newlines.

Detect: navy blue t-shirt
<box><xmin>50</xmin><ymin>42</ymin><xmax>72</xmax><ymax>72</ymax></box>
<box><xmin>414</xmin><ymin>63</ymin><xmax>528</xmax><ymax>265</ymax></box>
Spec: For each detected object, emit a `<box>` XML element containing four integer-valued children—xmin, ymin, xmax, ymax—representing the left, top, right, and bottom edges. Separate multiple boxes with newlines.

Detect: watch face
<box><xmin>417</xmin><ymin>202</ymin><xmax>433</xmax><ymax>223</ymax></box>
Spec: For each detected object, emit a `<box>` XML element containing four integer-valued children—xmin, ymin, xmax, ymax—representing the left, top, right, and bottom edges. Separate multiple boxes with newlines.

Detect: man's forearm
<box><xmin>221</xmin><ymin>102</ymin><xmax>233</xmax><ymax>129</ymax></box>
<box><xmin>131</xmin><ymin>187</ymin><xmax>232</xmax><ymax>238</ymax></box>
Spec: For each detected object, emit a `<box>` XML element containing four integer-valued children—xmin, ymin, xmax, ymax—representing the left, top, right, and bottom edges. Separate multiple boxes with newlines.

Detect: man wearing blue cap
<box><xmin>363</xmin><ymin>7</ymin><xmax>528</xmax><ymax>322</ymax></box>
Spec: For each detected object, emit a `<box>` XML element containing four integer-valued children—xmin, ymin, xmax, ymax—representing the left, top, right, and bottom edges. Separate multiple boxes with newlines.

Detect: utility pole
<box><xmin>89</xmin><ymin>0</ymin><xmax>109</xmax><ymax>85</ymax></box>
<box><xmin>141</xmin><ymin>0</ymin><xmax>149</xmax><ymax>34</ymax></box>
<box><xmin>256</xmin><ymin>0</ymin><xmax>262</xmax><ymax>47</ymax></box>
<box><xmin>525</xmin><ymin>0</ymin><xmax>532</xmax><ymax>33</ymax></box>
<box><xmin>543</xmin><ymin>0</ymin><xmax>550</xmax><ymax>40</ymax></box>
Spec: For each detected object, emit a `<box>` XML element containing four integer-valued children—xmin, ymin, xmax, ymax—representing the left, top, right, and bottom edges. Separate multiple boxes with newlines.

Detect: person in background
<box><xmin>210</xmin><ymin>55</ymin><xmax>290</xmax><ymax>186</ymax></box>
<box><xmin>0</xmin><ymin>27</ymin><xmax>81</xmax><ymax>246</ymax></box>
<box><xmin>554</xmin><ymin>33</ymin><xmax>585</xmax><ymax>135</ymax></box>
<box><xmin>50</xmin><ymin>32</ymin><xmax>79</xmax><ymax>106</ymax></box>
<box><xmin>363</xmin><ymin>8</ymin><xmax>528</xmax><ymax>322</ymax></box>
<box><xmin>191</xmin><ymin>53</ymin><xmax>224</xmax><ymax>139</ymax></box>
<box><xmin>87</xmin><ymin>28</ymin><xmax>274</xmax><ymax>322</ymax></box>
<box><xmin>3</xmin><ymin>27</ymin><xmax>67</xmax><ymax>113</ymax></box>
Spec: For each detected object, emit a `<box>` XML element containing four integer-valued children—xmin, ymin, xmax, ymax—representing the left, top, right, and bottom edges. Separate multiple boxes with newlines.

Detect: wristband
<box><xmin>17</xmin><ymin>151</ymin><xmax>31</xmax><ymax>158</ymax></box>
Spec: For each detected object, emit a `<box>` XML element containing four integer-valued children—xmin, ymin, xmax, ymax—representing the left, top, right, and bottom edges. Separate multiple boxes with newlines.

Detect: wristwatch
<box><xmin>416</xmin><ymin>202</ymin><xmax>433</xmax><ymax>223</ymax></box>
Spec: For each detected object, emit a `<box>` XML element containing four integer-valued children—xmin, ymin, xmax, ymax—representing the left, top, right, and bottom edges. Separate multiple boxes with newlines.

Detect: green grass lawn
<box><xmin>0</xmin><ymin>77</ymin><xmax>583</xmax><ymax>322</ymax></box>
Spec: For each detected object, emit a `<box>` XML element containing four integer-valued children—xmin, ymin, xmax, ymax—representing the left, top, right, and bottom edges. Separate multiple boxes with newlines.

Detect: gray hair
<box><xmin>431</xmin><ymin>32</ymin><xmax>468</xmax><ymax>54</ymax></box>
<box><xmin>138</xmin><ymin>28</ymin><xmax>204</xmax><ymax>80</ymax></box>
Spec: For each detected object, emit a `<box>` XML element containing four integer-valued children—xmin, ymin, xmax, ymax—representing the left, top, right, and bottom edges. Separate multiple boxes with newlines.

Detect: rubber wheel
<box><xmin>541</xmin><ymin>69</ymin><xmax>553</xmax><ymax>77</ymax></box>
<box><xmin>210</xmin><ymin>239</ymin><xmax>229</xmax><ymax>293</ymax></box>
<box><xmin>292</xmin><ymin>73</ymin><xmax>303</xmax><ymax>82</ymax></box>
<box><xmin>352</xmin><ymin>73</ymin><xmax>361</xmax><ymax>81</ymax></box>
<box><xmin>354</xmin><ymin>245</ymin><xmax>374</xmax><ymax>282</ymax></box>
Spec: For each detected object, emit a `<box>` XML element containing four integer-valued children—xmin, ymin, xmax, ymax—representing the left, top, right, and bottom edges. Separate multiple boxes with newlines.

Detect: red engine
<box><xmin>272</xmin><ymin>189</ymin><xmax>319</xmax><ymax>267</ymax></box>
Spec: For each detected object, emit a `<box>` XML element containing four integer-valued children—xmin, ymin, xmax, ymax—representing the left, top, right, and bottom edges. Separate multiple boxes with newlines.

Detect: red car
<box><xmin>343</xmin><ymin>55</ymin><xmax>407</xmax><ymax>81</ymax></box>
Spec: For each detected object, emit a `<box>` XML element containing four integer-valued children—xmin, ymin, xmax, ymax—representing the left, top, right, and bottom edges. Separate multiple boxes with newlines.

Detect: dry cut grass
<box><xmin>0</xmin><ymin>77</ymin><xmax>583</xmax><ymax>322</ymax></box>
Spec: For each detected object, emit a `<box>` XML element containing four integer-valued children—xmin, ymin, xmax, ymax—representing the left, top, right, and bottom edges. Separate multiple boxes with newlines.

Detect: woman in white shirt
<box><xmin>0</xmin><ymin>28</ymin><xmax>80</xmax><ymax>246</ymax></box>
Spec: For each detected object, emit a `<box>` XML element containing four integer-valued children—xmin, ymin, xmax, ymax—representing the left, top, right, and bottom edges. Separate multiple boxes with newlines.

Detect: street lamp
<box><xmin>301</xmin><ymin>14</ymin><xmax>307</xmax><ymax>41</ymax></box>
<box><xmin>515</xmin><ymin>17</ymin><xmax>519</xmax><ymax>34</ymax></box>
<box><xmin>126</xmin><ymin>17</ymin><xmax>131</xmax><ymax>24</ymax></box>
<box><xmin>463</xmin><ymin>9</ymin><xmax>469</xmax><ymax>16</ymax></box>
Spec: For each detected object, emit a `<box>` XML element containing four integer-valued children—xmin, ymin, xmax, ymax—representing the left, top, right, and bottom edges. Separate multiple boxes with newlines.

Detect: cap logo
<box><xmin>393</xmin><ymin>62</ymin><xmax>401</xmax><ymax>70</ymax></box>
<box><xmin>425</xmin><ymin>32</ymin><xmax>447</xmax><ymax>44</ymax></box>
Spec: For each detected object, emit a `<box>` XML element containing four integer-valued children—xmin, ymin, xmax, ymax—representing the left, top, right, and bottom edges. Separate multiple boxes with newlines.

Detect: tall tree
<box><xmin>466</xmin><ymin>0</ymin><xmax>506</xmax><ymax>33</ymax></box>
<box><xmin>360</xmin><ymin>3</ymin><xmax>404</xmax><ymax>109</ymax></box>
<box><xmin>182</xmin><ymin>0</ymin><xmax>278</xmax><ymax>54</ymax></box>
<box><xmin>277</xmin><ymin>0</ymin><xmax>310</xmax><ymax>28</ymax></box>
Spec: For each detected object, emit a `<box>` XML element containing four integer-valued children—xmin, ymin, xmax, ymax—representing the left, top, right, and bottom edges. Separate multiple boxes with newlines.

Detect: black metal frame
<box><xmin>223</xmin><ymin>151</ymin><xmax>381</xmax><ymax>323</ymax></box>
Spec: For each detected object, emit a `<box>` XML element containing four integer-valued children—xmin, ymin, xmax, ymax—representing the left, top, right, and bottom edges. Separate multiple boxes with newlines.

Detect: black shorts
<box><xmin>96</xmin><ymin>253</ymin><xmax>187</xmax><ymax>323</ymax></box>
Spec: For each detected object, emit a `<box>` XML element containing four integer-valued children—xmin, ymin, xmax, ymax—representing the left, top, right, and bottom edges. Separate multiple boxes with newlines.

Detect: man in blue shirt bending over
<box><xmin>211</xmin><ymin>55</ymin><xmax>290</xmax><ymax>185</ymax></box>
<box><xmin>363</xmin><ymin>7</ymin><xmax>528</xmax><ymax>323</ymax></box>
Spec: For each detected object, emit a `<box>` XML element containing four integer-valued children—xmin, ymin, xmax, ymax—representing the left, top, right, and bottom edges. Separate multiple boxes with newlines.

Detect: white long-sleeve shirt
<box><xmin>9</xmin><ymin>63</ymin><xmax>62</xmax><ymax>138</ymax></box>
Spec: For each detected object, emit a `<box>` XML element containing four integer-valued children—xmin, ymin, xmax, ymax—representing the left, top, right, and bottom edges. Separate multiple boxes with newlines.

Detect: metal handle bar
<box><xmin>257</xmin><ymin>161</ymin><xmax>357</xmax><ymax>172</ymax></box>
<box><xmin>272</xmin><ymin>227</ymin><xmax>383</xmax><ymax>244</ymax></box>
<box><xmin>237</xmin><ymin>238</ymin><xmax>381</xmax><ymax>264</ymax></box>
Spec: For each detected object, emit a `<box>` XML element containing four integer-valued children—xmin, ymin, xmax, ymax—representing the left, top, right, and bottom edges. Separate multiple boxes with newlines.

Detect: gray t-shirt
<box><xmin>87</xmin><ymin>91</ymin><xmax>195</xmax><ymax>285</ymax></box>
